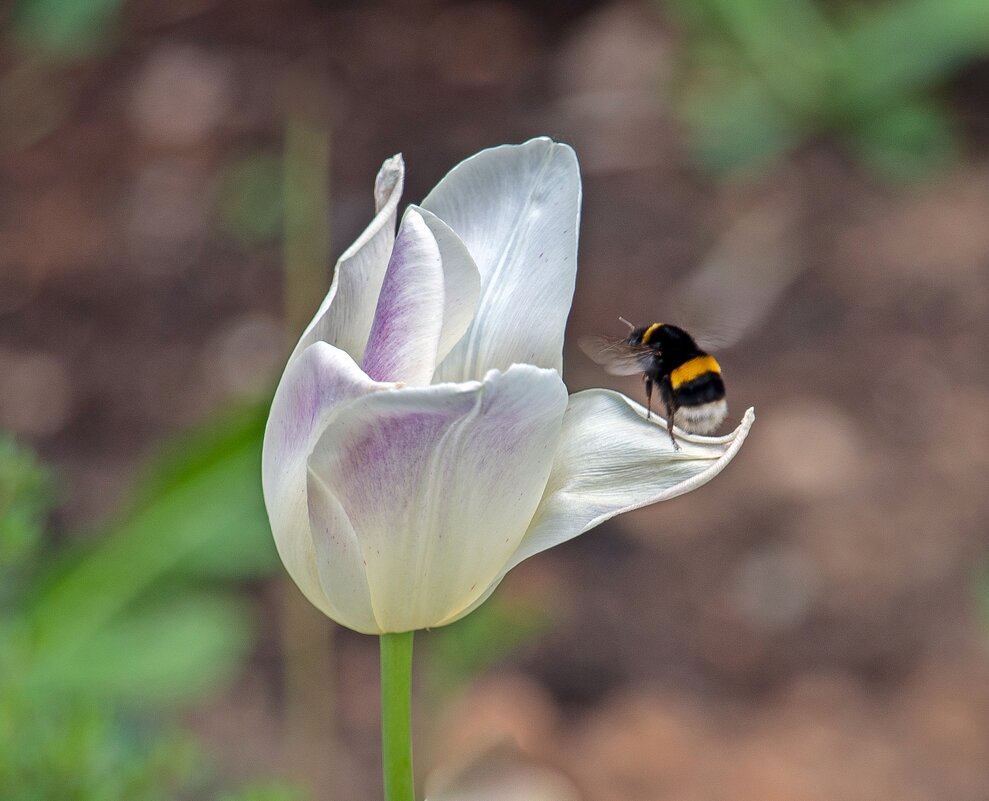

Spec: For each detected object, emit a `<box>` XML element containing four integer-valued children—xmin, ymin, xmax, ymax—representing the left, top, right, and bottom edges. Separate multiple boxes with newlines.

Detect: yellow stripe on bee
<box><xmin>641</xmin><ymin>322</ymin><xmax>664</xmax><ymax>344</ymax></box>
<box><xmin>670</xmin><ymin>355</ymin><xmax>721</xmax><ymax>389</ymax></box>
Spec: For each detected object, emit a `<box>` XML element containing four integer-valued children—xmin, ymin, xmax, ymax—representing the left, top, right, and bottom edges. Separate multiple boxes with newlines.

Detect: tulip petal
<box><xmin>424</xmin><ymin>138</ymin><xmax>581</xmax><ymax>382</ymax></box>
<box><xmin>412</xmin><ymin>206</ymin><xmax>481</xmax><ymax>366</ymax></box>
<box><xmin>510</xmin><ymin>391</ymin><xmax>755</xmax><ymax>569</ymax></box>
<box><xmin>290</xmin><ymin>154</ymin><xmax>404</xmax><ymax>366</ymax></box>
<box><xmin>306</xmin><ymin>473</ymin><xmax>380</xmax><ymax>633</ymax></box>
<box><xmin>262</xmin><ymin>341</ymin><xmax>393</xmax><ymax>620</ymax></box>
<box><xmin>307</xmin><ymin>364</ymin><xmax>569</xmax><ymax>633</ymax></box>
<box><xmin>362</xmin><ymin>209</ymin><xmax>445</xmax><ymax>385</ymax></box>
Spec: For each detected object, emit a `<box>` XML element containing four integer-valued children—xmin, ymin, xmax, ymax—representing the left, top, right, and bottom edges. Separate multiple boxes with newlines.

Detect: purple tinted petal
<box><xmin>307</xmin><ymin>364</ymin><xmax>568</xmax><ymax>632</ymax></box>
<box><xmin>262</xmin><ymin>342</ymin><xmax>389</xmax><ymax>620</ymax></box>
<box><xmin>362</xmin><ymin>209</ymin><xmax>445</xmax><ymax>385</ymax></box>
<box><xmin>290</xmin><ymin>154</ymin><xmax>404</xmax><ymax>367</ymax></box>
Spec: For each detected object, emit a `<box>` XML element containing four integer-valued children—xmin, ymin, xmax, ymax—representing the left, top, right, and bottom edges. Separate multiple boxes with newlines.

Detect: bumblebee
<box><xmin>580</xmin><ymin>319</ymin><xmax>727</xmax><ymax>448</ymax></box>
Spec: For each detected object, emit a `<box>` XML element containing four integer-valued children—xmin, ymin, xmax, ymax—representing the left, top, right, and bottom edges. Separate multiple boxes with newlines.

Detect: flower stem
<box><xmin>380</xmin><ymin>631</ymin><xmax>415</xmax><ymax>801</ymax></box>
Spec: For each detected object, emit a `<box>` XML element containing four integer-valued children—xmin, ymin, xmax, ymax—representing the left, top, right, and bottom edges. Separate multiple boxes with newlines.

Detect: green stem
<box><xmin>380</xmin><ymin>631</ymin><xmax>415</xmax><ymax>801</ymax></box>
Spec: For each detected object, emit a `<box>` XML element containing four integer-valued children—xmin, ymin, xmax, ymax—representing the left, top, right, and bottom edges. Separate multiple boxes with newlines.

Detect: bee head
<box><xmin>627</xmin><ymin>326</ymin><xmax>651</xmax><ymax>345</ymax></box>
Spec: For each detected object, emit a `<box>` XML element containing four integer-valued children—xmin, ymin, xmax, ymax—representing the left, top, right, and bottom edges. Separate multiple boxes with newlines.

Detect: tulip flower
<box><xmin>262</xmin><ymin>137</ymin><xmax>753</xmax><ymax>636</ymax></box>
<box><xmin>262</xmin><ymin>137</ymin><xmax>753</xmax><ymax>801</ymax></box>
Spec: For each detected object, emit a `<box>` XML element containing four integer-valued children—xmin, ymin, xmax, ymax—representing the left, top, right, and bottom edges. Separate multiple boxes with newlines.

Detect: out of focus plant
<box><xmin>0</xmin><ymin>434</ymin><xmax>51</xmax><ymax>579</ymax></box>
<box><xmin>665</xmin><ymin>0</ymin><xmax>989</xmax><ymax>180</ymax></box>
<box><xmin>219</xmin><ymin>153</ymin><xmax>287</xmax><ymax>247</ymax></box>
<box><xmin>979</xmin><ymin>567</ymin><xmax>989</xmax><ymax>631</ymax></box>
<box><xmin>0</xmin><ymin>423</ymin><xmax>304</xmax><ymax>800</ymax></box>
<box><xmin>7</xmin><ymin>0</ymin><xmax>125</xmax><ymax>61</ymax></box>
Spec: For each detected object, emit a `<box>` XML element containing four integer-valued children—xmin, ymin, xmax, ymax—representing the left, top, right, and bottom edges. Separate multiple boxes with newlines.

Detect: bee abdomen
<box><xmin>674</xmin><ymin>399</ymin><xmax>728</xmax><ymax>434</ymax></box>
<box><xmin>668</xmin><ymin>354</ymin><xmax>727</xmax><ymax>434</ymax></box>
<box><xmin>669</xmin><ymin>355</ymin><xmax>721</xmax><ymax>388</ymax></box>
<box><xmin>673</xmin><ymin>372</ymin><xmax>725</xmax><ymax>406</ymax></box>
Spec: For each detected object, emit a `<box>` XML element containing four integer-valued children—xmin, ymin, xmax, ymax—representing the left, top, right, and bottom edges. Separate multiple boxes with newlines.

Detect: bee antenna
<box><xmin>618</xmin><ymin>316</ymin><xmax>635</xmax><ymax>331</ymax></box>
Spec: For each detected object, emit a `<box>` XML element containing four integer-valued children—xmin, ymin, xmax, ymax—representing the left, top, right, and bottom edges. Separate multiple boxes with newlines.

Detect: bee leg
<box><xmin>644</xmin><ymin>376</ymin><xmax>653</xmax><ymax>420</ymax></box>
<box><xmin>665</xmin><ymin>401</ymin><xmax>680</xmax><ymax>451</ymax></box>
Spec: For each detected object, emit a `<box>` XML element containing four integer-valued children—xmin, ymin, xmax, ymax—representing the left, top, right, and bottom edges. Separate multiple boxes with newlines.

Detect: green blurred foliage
<box><xmin>0</xmin><ymin>687</ymin><xmax>204</xmax><ymax>801</ymax></box>
<box><xmin>0</xmin><ymin>418</ymin><xmax>305</xmax><ymax>800</ymax></box>
<box><xmin>0</xmin><ymin>434</ymin><xmax>52</xmax><ymax>575</ymax></box>
<box><xmin>20</xmin><ymin>404</ymin><xmax>275</xmax><ymax>704</ymax></box>
<box><xmin>665</xmin><ymin>0</ymin><xmax>989</xmax><ymax>181</ymax></box>
<box><xmin>8</xmin><ymin>0</ymin><xmax>124</xmax><ymax>62</ymax></box>
<box><xmin>216</xmin><ymin>785</ymin><xmax>309</xmax><ymax>801</ymax></box>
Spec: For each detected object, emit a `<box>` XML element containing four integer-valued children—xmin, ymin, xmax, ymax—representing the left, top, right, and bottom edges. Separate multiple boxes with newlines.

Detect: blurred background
<box><xmin>1</xmin><ymin>0</ymin><xmax>989</xmax><ymax>799</ymax></box>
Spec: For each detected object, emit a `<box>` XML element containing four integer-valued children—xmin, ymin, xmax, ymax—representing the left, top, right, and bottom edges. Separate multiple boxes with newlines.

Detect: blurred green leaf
<box><xmin>217</xmin><ymin>785</ymin><xmax>309</xmax><ymax>801</ymax></box>
<box><xmin>665</xmin><ymin>0</ymin><xmax>989</xmax><ymax>180</ymax></box>
<box><xmin>9</xmin><ymin>0</ymin><xmax>124</xmax><ymax>61</ymax></box>
<box><xmin>26</xmin><ymin>403</ymin><xmax>274</xmax><ymax>669</ymax></box>
<box><xmin>127</xmin><ymin>401</ymin><xmax>276</xmax><ymax>581</ymax></box>
<box><xmin>679</xmin><ymin>71</ymin><xmax>800</xmax><ymax>175</ymax></box>
<box><xmin>839</xmin><ymin>0</ymin><xmax>989</xmax><ymax>108</ymax></box>
<box><xmin>0</xmin><ymin>687</ymin><xmax>205</xmax><ymax>801</ymax></box>
<box><xmin>0</xmin><ymin>434</ymin><xmax>53</xmax><ymax>580</ymax></box>
<box><xmin>846</xmin><ymin>100</ymin><xmax>960</xmax><ymax>183</ymax></box>
<box><xmin>31</xmin><ymin>593</ymin><xmax>253</xmax><ymax>704</ymax></box>
<box><xmin>0</xmin><ymin>409</ymin><xmax>305</xmax><ymax>798</ymax></box>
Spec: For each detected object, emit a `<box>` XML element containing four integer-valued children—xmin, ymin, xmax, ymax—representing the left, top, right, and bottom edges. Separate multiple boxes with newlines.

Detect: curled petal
<box><xmin>262</xmin><ymin>341</ymin><xmax>392</xmax><ymax>618</ymax></box>
<box><xmin>509</xmin><ymin>391</ymin><xmax>755</xmax><ymax>569</ymax></box>
<box><xmin>291</xmin><ymin>154</ymin><xmax>405</xmax><ymax>366</ymax></box>
<box><xmin>307</xmin><ymin>365</ymin><xmax>569</xmax><ymax>633</ymax></box>
<box><xmin>362</xmin><ymin>209</ymin><xmax>445</xmax><ymax>385</ymax></box>
<box><xmin>425</xmin><ymin>138</ymin><xmax>581</xmax><ymax>383</ymax></box>
<box><xmin>412</xmin><ymin>206</ymin><xmax>481</xmax><ymax>366</ymax></box>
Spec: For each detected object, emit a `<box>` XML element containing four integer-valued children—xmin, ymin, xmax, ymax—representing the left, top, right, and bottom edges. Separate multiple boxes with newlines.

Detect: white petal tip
<box><xmin>672</xmin><ymin>405</ymin><xmax>754</xmax><ymax>450</ymax></box>
<box><xmin>380</xmin><ymin>153</ymin><xmax>404</xmax><ymax>171</ymax></box>
<box><xmin>373</xmin><ymin>154</ymin><xmax>406</xmax><ymax>212</ymax></box>
<box><xmin>617</xmin><ymin>394</ymin><xmax>754</xmax><ymax>446</ymax></box>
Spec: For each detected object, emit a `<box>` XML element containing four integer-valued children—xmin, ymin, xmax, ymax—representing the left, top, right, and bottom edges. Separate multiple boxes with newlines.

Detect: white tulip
<box><xmin>262</xmin><ymin>138</ymin><xmax>754</xmax><ymax>634</ymax></box>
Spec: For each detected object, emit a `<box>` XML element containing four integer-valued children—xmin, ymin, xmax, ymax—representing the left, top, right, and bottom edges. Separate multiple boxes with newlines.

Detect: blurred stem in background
<box><xmin>279</xmin><ymin>63</ymin><xmax>337</xmax><ymax>796</ymax></box>
<box><xmin>283</xmin><ymin>113</ymin><xmax>331</xmax><ymax>334</ymax></box>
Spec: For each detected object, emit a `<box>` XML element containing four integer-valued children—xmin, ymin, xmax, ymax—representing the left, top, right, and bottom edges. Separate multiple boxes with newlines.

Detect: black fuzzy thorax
<box><xmin>627</xmin><ymin>323</ymin><xmax>705</xmax><ymax>376</ymax></box>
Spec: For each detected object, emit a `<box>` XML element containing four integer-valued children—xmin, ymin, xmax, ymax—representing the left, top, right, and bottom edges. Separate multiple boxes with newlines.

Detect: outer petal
<box><xmin>362</xmin><ymin>209</ymin><xmax>445</xmax><ymax>386</ymax></box>
<box><xmin>424</xmin><ymin>138</ymin><xmax>581</xmax><ymax>383</ymax></box>
<box><xmin>262</xmin><ymin>341</ymin><xmax>393</xmax><ymax>621</ymax></box>
<box><xmin>306</xmin><ymin>474</ymin><xmax>381</xmax><ymax>633</ymax></box>
<box><xmin>509</xmin><ymin>391</ymin><xmax>755</xmax><ymax>569</ymax></box>
<box><xmin>290</xmin><ymin>154</ymin><xmax>404</xmax><ymax>366</ymax></box>
<box><xmin>306</xmin><ymin>365</ymin><xmax>569</xmax><ymax>633</ymax></box>
<box><xmin>443</xmin><ymin>394</ymin><xmax>754</xmax><ymax>626</ymax></box>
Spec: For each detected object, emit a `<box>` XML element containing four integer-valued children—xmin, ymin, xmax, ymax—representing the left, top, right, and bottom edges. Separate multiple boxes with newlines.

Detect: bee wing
<box><xmin>578</xmin><ymin>335</ymin><xmax>652</xmax><ymax>376</ymax></box>
<box><xmin>676</xmin><ymin>197</ymin><xmax>802</xmax><ymax>351</ymax></box>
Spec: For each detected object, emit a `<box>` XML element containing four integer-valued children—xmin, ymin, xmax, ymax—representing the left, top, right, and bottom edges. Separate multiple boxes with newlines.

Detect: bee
<box><xmin>580</xmin><ymin>319</ymin><xmax>727</xmax><ymax>449</ymax></box>
<box><xmin>579</xmin><ymin>197</ymin><xmax>805</xmax><ymax>447</ymax></box>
